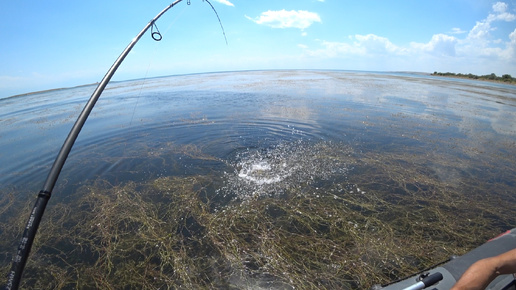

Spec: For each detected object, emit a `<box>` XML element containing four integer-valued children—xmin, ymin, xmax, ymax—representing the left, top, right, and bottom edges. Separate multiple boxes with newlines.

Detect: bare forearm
<box><xmin>451</xmin><ymin>259</ymin><xmax>498</xmax><ymax>290</ymax></box>
<box><xmin>451</xmin><ymin>248</ymin><xmax>516</xmax><ymax>290</ymax></box>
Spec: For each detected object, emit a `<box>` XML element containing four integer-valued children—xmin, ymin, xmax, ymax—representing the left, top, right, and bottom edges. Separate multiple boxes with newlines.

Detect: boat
<box><xmin>373</xmin><ymin>228</ymin><xmax>516</xmax><ymax>289</ymax></box>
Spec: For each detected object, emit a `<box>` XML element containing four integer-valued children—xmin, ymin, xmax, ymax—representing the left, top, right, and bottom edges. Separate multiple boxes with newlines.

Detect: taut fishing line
<box><xmin>128</xmin><ymin>0</ymin><xmax>226</xmax><ymax>153</ymax></box>
<box><xmin>5</xmin><ymin>0</ymin><xmax>228</xmax><ymax>289</ymax></box>
<box><xmin>126</xmin><ymin>1</ymin><xmax>200</xmax><ymax>153</ymax></box>
<box><xmin>204</xmin><ymin>0</ymin><xmax>228</xmax><ymax>45</ymax></box>
<box><xmin>124</xmin><ymin>4</ymin><xmax>188</xmax><ymax>161</ymax></box>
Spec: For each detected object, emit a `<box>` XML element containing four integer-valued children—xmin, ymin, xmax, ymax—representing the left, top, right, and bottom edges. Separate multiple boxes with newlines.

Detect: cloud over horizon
<box><xmin>213</xmin><ymin>0</ymin><xmax>234</xmax><ymax>7</ymax></box>
<box><xmin>300</xmin><ymin>1</ymin><xmax>516</xmax><ymax>74</ymax></box>
<box><xmin>246</xmin><ymin>10</ymin><xmax>321</xmax><ymax>30</ymax></box>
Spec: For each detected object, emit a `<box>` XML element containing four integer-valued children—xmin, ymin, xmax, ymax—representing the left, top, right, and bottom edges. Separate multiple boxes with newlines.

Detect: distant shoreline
<box><xmin>4</xmin><ymin>70</ymin><xmax>515</xmax><ymax>100</ymax></box>
<box><xmin>431</xmin><ymin>72</ymin><xmax>516</xmax><ymax>85</ymax></box>
<box><xmin>5</xmin><ymin>82</ymin><xmax>99</xmax><ymax>100</ymax></box>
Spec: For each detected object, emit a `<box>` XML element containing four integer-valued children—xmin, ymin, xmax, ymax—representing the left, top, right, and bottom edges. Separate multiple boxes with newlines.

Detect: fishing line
<box><xmin>129</xmin><ymin>24</ymin><xmax>167</xmax><ymax>128</ymax></box>
<box><xmin>204</xmin><ymin>0</ymin><xmax>228</xmax><ymax>45</ymax></box>
<box><xmin>128</xmin><ymin>0</ymin><xmax>221</xmax><ymax>133</ymax></box>
<box><xmin>161</xmin><ymin>3</ymin><xmax>189</xmax><ymax>37</ymax></box>
<box><xmin>122</xmin><ymin>25</ymin><xmax>162</xmax><ymax>161</ymax></box>
<box><xmin>126</xmin><ymin>3</ymin><xmax>188</xmax><ymax>140</ymax></box>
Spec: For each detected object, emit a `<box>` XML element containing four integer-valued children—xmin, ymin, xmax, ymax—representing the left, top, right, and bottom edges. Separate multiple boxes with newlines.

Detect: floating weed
<box><xmin>0</xmin><ymin>140</ymin><xmax>514</xmax><ymax>289</ymax></box>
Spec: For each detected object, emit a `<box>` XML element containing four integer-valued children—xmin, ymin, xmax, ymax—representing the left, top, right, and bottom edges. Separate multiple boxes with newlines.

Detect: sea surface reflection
<box><xmin>0</xmin><ymin>70</ymin><xmax>515</xmax><ymax>288</ymax></box>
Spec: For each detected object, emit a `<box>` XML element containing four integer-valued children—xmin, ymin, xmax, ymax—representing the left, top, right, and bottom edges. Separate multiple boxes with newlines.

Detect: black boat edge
<box><xmin>373</xmin><ymin>228</ymin><xmax>516</xmax><ymax>290</ymax></box>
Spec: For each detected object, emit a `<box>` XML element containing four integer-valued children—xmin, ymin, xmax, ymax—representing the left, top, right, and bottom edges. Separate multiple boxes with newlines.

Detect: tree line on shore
<box><xmin>432</xmin><ymin>72</ymin><xmax>516</xmax><ymax>83</ymax></box>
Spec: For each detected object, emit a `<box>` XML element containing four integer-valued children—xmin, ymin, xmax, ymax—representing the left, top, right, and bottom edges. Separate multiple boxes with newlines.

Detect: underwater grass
<box><xmin>0</xmin><ymin>141</ymin><xmax>515</xmax><ymax>289</ymax></box>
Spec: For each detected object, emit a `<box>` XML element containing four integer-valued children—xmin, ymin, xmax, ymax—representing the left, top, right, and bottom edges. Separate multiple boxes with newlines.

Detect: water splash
<box><xmin>237</xmin><ymin>161</ymin><xmax>287</xmax><ymax>185</ymax></box>
<box><xmin>220</xmin><ymin>140</ymin><xmax>353</xmax><ymax>199</ymax></box>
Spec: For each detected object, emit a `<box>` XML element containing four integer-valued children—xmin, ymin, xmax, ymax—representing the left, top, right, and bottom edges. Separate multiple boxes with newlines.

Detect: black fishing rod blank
<box><xmin>5</xmin><ymin>1</ymin><xmax>183</xmax><ymax>289</ymax></box>
<box><xmin>402</xmin><ymin>272</ymin><xmax>443</xmax><ymax>290</ymax></box>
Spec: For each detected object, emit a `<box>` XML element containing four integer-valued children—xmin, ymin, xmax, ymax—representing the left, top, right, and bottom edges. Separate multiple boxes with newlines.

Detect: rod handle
<box><xmin>422</xmin><ymin>272</ymin><xmax>443</xmax><ymax>287</ymax></box>
<box><xmin>402</xmin><ymin>272</ymin><xmax>443</xmax><ymax>290</ymax></box>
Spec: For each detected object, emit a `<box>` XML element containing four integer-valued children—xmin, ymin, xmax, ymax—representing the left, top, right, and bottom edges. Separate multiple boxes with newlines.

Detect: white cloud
<box><xmin>493</xmin><ymin>2</ymin><xmax>507</xmax><ymax>13</ymax></box>
<box><xmin>299</xmin><ymin>2</ymin><xmax>516</xmax><ymax>74</ymax></box>
<box><xmin>301</xmin><ymin>34</ymin><xmax>406</xmax><ymax>59</ymax></box>
<box><xmin>450</xmin><ymin>28</ymin><xmax>467</xmax><ymax>34</ymax></box>
<box><xmin>354</xmin><ymin>34</ymin><xmax>405</xmax><ymax>54</ymax></box>
<box><xmin>490</xmin><ymin>2</ymin><xmax>515</xmax><ymax>21</ymax></box>
<box><xmin>213</xmin><ymin>0</ymin><xmax>234</xmax><ymax>7</ymax></box>
<box><xmin>501</xmin><ymin>28</ymin><xmax>516</xmax><ymax>60</ymax></box>
<box><xmin>459</xmin><ymin>1</ymin><xmax>516</xmax><ymax>65</ymax></box>
<box><xmin>313</xmin><ymin>40</ymin><xmax>363</xmax><ymax>57</ymax></box>
<box><xmin>411</xmin><ymin>34</ymin><xmax>458</xmax><ymax>57</ymax></box>
<box><xmin>468</xmin><ymin>21</ymin><xmax>491</xmax><ymax>40</ymax></box>
<box><xmin>468</xmin><ymin>2</ymin><xmax>515</xmax><ymax>40</ymax></box>
<box><xmin>246</xmin><ymin>10</ymin><xmax>321</xmax><ymax>30</ymax></box>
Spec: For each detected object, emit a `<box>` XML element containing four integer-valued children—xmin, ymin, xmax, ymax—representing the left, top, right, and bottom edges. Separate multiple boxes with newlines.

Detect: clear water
<box><xmin>1</xmin><ymin>70</ymin><xmax>515</xmax><ymax>288</ymax></box>
<box><xmin>2</xmin><ymin>71</ymin><xmax>514</xmax><ymax>190</ymax></box>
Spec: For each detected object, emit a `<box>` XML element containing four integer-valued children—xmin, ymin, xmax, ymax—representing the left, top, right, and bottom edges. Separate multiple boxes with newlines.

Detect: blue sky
<box><xmin>1</xmin><ymin>0</ymin><xmax>515</xmax><ymax>98</ymax></box>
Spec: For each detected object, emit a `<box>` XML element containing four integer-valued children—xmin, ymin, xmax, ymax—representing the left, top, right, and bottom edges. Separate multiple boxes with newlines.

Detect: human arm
<box><xmin>451</xmin><ymin>248</ymin><xmax>516</xmax><ymax>290</ymax></box>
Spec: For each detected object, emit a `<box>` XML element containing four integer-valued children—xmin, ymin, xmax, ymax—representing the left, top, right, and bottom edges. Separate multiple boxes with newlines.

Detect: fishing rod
<box><xmin>5</xmin><ymin>0</ymin><xmax>226</xmax><ymax>288</ymax></box>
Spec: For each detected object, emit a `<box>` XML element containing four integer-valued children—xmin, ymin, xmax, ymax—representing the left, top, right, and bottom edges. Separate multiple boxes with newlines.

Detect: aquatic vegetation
<box><xmin>1</xmin><ymin>140</ymin><xmax>514</xmax><ymax>289</ymax></box>
<box><xmin>2</xmin><ymin>71</ymin><xmax>515</xmax><ymax>288</ymax></box>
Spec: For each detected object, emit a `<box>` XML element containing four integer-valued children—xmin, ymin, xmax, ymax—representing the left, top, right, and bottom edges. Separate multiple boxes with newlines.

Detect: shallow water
<box><xmin>1</xmin><ymin>70</ymin><xmax>515</xmax><ymax>288</ymax></box>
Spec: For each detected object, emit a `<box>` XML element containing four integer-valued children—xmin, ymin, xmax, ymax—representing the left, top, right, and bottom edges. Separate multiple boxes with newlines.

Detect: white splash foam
<box><xmin>238</xmin><ymin>161</ymin><xmax>289</xmax><ymax>185</ymax></box>
<box><xmin>222</xmin><ymin>141</ymin><xmax>352</xmax><ymax>199</ymax></box>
